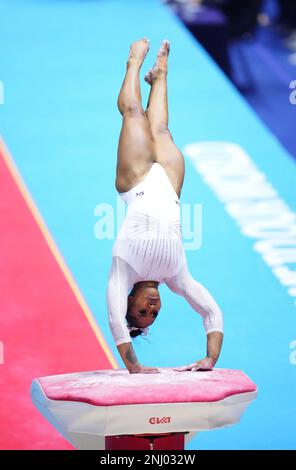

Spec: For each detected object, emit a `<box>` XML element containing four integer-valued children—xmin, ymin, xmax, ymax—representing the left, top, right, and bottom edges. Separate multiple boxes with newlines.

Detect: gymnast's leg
<box><xmin>116</xmin><ymin>38</ymin><xmax>155</xmax><ymax>193</ymax></box>
<box><xmin>113</xmin><ymin>39</ymin><xmax>159</xmax><ymax>374</ymax></box>
<box><xmin>145</xmin><ymin>40</ymin><xmax>185</xmax><ymax>197</ymax></box>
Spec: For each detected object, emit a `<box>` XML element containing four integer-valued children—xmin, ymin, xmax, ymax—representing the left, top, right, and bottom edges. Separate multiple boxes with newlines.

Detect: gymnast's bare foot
<box><xmin>144</xmin><ymin>39</ymin><xmax>170</xmax><ymax>85</ymax></box>
<box><xmin>128</xmin><ymin>38</ymin><xmax>150</xmax><ymax>66</ymax></box>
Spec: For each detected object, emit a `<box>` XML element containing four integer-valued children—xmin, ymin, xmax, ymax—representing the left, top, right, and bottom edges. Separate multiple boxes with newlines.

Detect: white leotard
<box><xmin>112</xmin><ymin>163</ymin><xmax>185</xmax><ymax>280</ymax></box>
<box><xmin>107</xmin><ymin>163</ymin><xmax>223</xmax><ymax>346</ymax></box>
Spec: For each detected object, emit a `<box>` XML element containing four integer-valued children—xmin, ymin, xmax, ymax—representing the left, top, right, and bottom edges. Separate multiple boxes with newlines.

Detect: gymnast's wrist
<box><xmin>127</xmin><ymin>362</ymin><xmax>141</xmax><ymax>373</ymax></box>
<box><xmin>206</xmin><ymin>356</ymin><xmax>217</xmax><ymax>367</ymax></box>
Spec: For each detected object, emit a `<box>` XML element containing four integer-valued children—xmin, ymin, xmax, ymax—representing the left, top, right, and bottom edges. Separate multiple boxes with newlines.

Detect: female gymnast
<box><xmin>107</xmin><ymin>38</ymin><xmax>223</xmax><ymax>374</ymax></box>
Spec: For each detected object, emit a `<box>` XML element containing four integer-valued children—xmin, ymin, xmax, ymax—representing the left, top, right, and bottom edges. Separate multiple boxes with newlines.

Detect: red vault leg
<box><xmin>105</xmin><ymin>433</ymin><xmax>185</xmax><ymax>450</ymax></box>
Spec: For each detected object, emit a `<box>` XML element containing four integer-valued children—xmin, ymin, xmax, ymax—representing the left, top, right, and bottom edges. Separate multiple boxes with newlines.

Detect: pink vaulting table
<box><xmin>30</xmin><ymin>368</ymin><xmax>257</xmax><ymax>450</ymax></box>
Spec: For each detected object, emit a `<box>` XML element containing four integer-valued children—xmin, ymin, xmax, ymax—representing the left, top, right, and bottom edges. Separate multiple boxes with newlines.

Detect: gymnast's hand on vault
<box><xmin>174</xmin><ymin>357</ymin><xmax>215</xmax><ymax>372</ymax></box>
<box><xmin>129</xmin><ymin>364</ymin><xmax>160</xmax><ymax>374</ymax></box>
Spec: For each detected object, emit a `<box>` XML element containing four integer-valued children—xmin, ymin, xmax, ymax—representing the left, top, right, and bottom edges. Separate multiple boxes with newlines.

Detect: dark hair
<box><xmin>129</xmin><ymin>328</ymin><xmax>143</xmax><ymax>338</ymax></box>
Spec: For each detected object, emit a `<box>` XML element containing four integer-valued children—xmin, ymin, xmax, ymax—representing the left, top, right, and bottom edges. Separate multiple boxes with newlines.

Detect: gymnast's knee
<box><xmin>117</xmin><ymin>100</ymin><xmax>145</xmax><ymax>117</ymax></box>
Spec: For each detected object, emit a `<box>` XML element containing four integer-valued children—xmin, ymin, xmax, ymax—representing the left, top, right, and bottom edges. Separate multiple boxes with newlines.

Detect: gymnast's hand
<box><xmin>117</xmin><ymin>343</ymin><xmax>160</xmax><ymax>374</ymax></box>
<box><xmin>129</xmin><ymin>364</ymin><xmax>160</xmax><ymax>374</ymax></box>
<box><xmin>174</xmin><ymin>357</ymin><xmax>215</xmax><ymax>372</ymax></box>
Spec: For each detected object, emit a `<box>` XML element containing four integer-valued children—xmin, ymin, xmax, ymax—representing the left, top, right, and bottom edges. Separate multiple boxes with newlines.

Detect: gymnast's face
<box><xmin>127</xmin><ymin>285</ymin><xmax>161</xmax><ymax>328</ymax></box>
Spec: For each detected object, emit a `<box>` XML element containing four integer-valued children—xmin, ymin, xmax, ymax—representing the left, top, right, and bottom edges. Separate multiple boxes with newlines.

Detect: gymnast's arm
<box><xmin>107</xmin><ymin>256</ymin><xmax>158</xmax><ymax>374</ymax></box>
<box><xmin>165</xmin><ymin>262</ymin><xmax>224</xmax><ymax>371</ymax></box>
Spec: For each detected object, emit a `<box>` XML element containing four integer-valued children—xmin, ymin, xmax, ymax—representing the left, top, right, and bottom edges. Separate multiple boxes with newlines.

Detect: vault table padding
<box><xmin>31</xmin><ymin>368</ymin><xmax>257</xmax><ymax>449</ymax></box>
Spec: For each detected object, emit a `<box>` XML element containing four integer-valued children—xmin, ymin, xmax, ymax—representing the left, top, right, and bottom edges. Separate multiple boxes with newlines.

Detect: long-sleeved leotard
<box><xmin>107</xmin><ymin>254</ymin><xmax>223</xmax><ymax>346</ymax></box>
<box><xmin>107</xmin><ymin>162</ymin><xmax>223</xmax><ymax>346</ymax></box>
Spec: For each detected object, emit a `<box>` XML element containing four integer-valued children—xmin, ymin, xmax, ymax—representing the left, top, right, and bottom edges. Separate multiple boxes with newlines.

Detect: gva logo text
<box><xmin>149</xmin><ymin>416</ymin><xmax>171</xmax><ymax>424</ymax></box>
